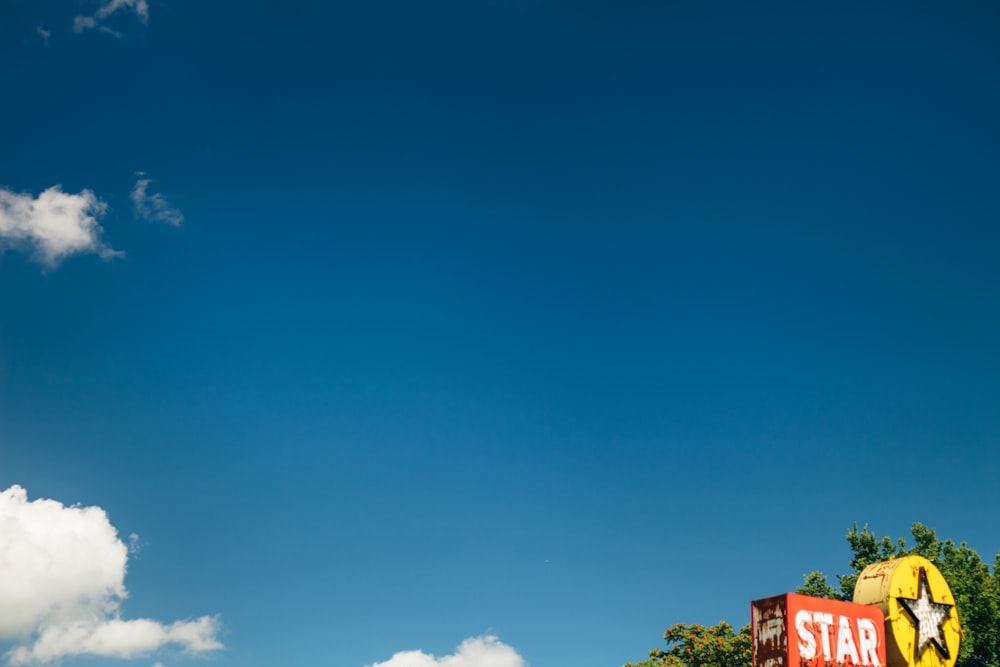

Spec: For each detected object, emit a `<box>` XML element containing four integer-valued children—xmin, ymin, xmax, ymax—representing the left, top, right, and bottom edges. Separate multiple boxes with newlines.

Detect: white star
<box><xmin>898</xmin><ymin>567</ymin><xmax>953</xmax><ymax>660</ymax></box>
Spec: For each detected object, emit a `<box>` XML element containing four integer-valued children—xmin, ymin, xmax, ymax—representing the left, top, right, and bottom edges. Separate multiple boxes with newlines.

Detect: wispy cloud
<box><xmin>365</xmin><ymin>636</ymin><xmax>526</xmax><ymax>667</ymax></box>
<box><xmin>0</xmin><ymin>185</ymin><xmax>120</xmax><ymax>269</ymax></box>
<box><xmin>0</xmin><ymin>485</ymin><xmax>223</xmax><ymax>665</ymax></box>
<box><xmin>131</xmin><ymin>173</ymin><xmax>184</xmax><ymax>226</ymax></box>
<box><xmin>100</xmin><ymin>25</ymin><xmax>125</xmax><ymax>39</ymax></box>
<box><xmin>73</xmin><ymin>15</ymin><xmax>98</xmax><ymax>32</ymax></box>
<box><xmin>73</xmin><ymin>0</ymin><xmax>149</xmax><ymax>34</ymax></box>
<box><xmin>35</xmin><ymin>25</ymin><xmax>51</xmax><ymax>46</ymax></box>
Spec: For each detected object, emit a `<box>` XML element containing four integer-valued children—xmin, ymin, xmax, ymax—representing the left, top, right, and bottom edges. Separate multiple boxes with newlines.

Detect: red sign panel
<box><xmin>752</xmin><ymin>593</ymin><xmax>887</xmax><ymax>667</ymax></box>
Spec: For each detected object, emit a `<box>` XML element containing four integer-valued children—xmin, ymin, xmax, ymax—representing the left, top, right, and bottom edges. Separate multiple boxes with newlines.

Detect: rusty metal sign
<box><xmin>853</xmin><ymin>556</ymin><xmax>961</xmax><ymax>667</ymax></box>
<box><xmin>752</xmin><ymin>593</ymin><xmax>887</xmax><ymax>667</ymax></box>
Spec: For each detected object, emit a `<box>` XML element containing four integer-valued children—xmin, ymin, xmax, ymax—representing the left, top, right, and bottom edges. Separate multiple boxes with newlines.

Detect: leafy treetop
<box><xmin>626</xmin><ymin>524</ymin><xmax>1000</xmax><ymax>667</ymax></box>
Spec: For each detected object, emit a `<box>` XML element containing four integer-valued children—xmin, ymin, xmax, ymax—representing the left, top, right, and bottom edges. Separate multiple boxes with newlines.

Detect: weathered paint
<box><xmin>752</xmin><ymin>595</ymin><xmax>788</xmax><ymax>667</ymax></box>
<box><xmin>752</xmin><ymin>594</ymin><xmax>887</xmax><ymax>667</ymax></box>
<box><xmin>853</xmin><ymin>556</ymin><xmax>961</xmax><ymax>667</ymax></box>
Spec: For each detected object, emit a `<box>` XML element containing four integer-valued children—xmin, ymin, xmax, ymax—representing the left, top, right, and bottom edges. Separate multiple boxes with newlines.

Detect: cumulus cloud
<box><xmin>131</xmin><ymin>174</ymin><xmax>184</xmax><ymax>226</ymax></box>
<box><xmin>74</xmin><ymin>0</ymin><xmax>149</xmax><ymax>34</ymax></box>
<box><xmin>0</xmin><ymin>185</ymin><xmax>120</xmax><ymax>268</ymax></box>
<box><xmin>365</xmin><ymin>636</ymin><xmax>526</xmax><ymax>667</ymax></box>
<box><xmin>0</xmin><ymin>485</ymin><xmax>222</xmax><ymax>665</ymax></box>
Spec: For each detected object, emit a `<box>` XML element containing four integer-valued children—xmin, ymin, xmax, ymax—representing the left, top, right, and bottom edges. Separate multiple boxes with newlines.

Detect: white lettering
<box><xmin>813</xmin><ymin>612</ymin><xmax>834</xmax><ymax>661</ymax></box>
<box><xmin>836</xmin><ymin>615</ymin><xmax>861</xmax><ymax>664</ymax></box>
<box><xmin>857</xmin><ymin>618</ymin><xmax>881</xmax><ymax>667</ymax></box>
<box><xmin>796</xmin><ymin>610</ymin><xmax>817</xmax><ymax>660</ymax></box>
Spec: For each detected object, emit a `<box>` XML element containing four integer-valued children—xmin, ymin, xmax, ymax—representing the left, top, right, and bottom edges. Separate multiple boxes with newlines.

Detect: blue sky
<box><xmin>2</xmin><ymin>1</ymin><xmax>999</xmax><ymax>666</ymax></box>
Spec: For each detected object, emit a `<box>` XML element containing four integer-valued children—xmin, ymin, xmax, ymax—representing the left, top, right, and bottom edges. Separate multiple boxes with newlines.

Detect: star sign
<box><xmin>898</xmin><ymin>567</ymin><xmax>953</xmax><ymax>661</ymax></box>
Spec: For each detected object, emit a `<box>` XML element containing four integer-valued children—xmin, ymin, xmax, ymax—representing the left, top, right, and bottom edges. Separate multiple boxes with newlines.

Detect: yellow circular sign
<box><xmin>853</xmin><ymin>555</ymin><xmax>962</xmax><ymax>667</ymax></box>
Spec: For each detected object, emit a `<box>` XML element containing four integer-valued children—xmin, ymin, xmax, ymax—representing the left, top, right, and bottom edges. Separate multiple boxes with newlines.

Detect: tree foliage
<box><xmin>800</xmin><ymin>524</ymin><xmax>1000</xmax><ymax>667</ymax></box>
<box><xmin>624</xmin><ymin>622</ymin><xmax>751</xmax><ymax>667</ymax></box>
<box><xmin>627</xmin><ymin>524</ymin><xmax>1000</xmax><ymax>667</ymax></box>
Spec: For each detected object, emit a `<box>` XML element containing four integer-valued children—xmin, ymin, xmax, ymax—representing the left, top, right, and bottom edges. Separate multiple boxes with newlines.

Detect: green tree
<box><xmin>801</xmin><ymin>524</ymin><xmax>1000</xmax><ymax>667</ymax></box>
<box><xmin>624</xmin><ymin>622</ymin><xmax>750</xmax><ymax>667</ymax></box>
<box><xmin>627</xmin><ymin>524</ymin><xmax>1000</xmax><ymax>667</ymax></box>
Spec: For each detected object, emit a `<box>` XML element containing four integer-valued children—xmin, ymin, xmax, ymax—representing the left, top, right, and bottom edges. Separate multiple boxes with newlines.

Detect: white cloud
<box><xmin>72</xmin><ymin>15</ymin><xmax>97</xmax><ymax>32</ymax></box>
<box><xmin>0</xmin><ymin>485</ymin><xmax>222</xmax><ymax>665</ymax></box>
<box><xmin>100</xmin><ymin>25</ymin><xmax>125</xmax><ymax>39</ymax></box>
<box><xmin>73</xmin><ymin>0</ymin><xmax>149</xmax><ymax>34</ymax></box>
<box><xmin>98</xmin><ymin>0</ymin><xmax>150</xmax><ymax>24</ymax></box>
<box><xmin>131</xmin><ymin>174</ymin><xmax>184</xmax><ymax>226</ymax></box>
<box><xmin>0</xmin><ymin>185</ymin><xmax>120</xmax><ymax>268</ymax></box>
<box><xmin>365</xmin><ymin>636</ymin><xmax>526</xmax><ymax>667</ymax></box>
<box><xmin>35</xmin><ymin>25</ymin><xmax>51</xmax><ymax>46</ymax></box>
